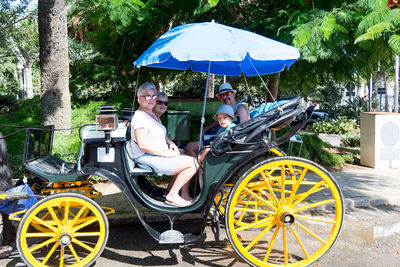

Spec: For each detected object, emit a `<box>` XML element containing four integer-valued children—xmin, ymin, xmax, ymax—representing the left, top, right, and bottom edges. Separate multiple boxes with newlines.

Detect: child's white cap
<box><xmin>213</xmin><ymin>104</ymin><xmax>235</xmax><ymax>121</ymax></box>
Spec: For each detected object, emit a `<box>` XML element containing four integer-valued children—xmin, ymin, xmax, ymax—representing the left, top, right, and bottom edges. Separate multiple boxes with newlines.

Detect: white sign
<box><xmin>97</xmin><ymin>147</ymin><xmax>115</xmax><ymax>162</ymax></box>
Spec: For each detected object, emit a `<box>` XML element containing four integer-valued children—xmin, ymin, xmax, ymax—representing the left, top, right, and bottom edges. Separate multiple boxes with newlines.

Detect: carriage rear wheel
<box><xmin>225</xmin><ymin>156</ymin><xmax>344</xmax><ymax>266</ymax></box>
<box><xmin>17</xmin><ymin>193</ymin><xmax>109</xmax><ymax>267</ymax></box>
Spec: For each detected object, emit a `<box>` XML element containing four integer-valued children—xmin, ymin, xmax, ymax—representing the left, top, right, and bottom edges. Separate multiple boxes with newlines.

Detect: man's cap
<box><xmin>213</xmin><ymin>104</ymin><xmax>235</xmax><ymax>121</ymax></box>
<box><xmin>216</xmin><ymin>82</ymin><xmax>236</xmax><ymax>96</ymax></box>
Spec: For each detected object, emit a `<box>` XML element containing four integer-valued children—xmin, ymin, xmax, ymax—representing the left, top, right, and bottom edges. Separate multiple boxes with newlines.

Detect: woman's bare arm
<box><xmin>236</xmin><ymin>105</ymin><xmax>249</xmax><ymax>123</ymax></box>
<box><xmin>135</xmin><ymin>128</ymin><xmax>179</xmax><ymax>157</ymax></box>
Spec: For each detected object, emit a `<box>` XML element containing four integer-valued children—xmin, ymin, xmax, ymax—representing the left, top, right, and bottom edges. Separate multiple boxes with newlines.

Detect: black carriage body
<box><xmin>21</xmin><ymin>96</ymin><xmax>313</xmax><ymax>245</ymax></box>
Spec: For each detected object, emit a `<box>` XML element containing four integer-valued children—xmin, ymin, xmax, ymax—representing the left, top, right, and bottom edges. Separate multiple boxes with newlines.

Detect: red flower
<box><xmin>387</xmin><ymin>0</ymin><xmax>400</xmax><ymax>9</ymax></box>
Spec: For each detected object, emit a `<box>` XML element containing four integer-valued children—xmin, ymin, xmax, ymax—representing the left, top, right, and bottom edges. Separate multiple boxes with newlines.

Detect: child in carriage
<box><xmin>197</xmin><ymin>104</ymin><xmax>236</xmax><ymax>163</ymax></box>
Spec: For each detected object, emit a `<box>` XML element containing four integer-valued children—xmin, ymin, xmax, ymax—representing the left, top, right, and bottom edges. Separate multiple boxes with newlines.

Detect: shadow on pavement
<box><xmin>101</xmin><ymin>222</ymin><xmax>243</xmax><ymax>266</ymax></box>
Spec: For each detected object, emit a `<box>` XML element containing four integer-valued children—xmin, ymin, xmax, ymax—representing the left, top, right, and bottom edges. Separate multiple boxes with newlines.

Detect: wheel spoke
<box><xmin>25</xmin><ymin>232</ymin><xmax>56</xmax><ymax>238</ymax></box>
<box><xmin>47</xmin><ymin>206</ymin><xmax>63</xmax><ymax>228</ymax></box>
<box><xmin>237</xmin><ymin>195</ymin><xmax>253</xmax><ymax>224</ymax></box>
<box><xmin>260</xmin><ymin>171</ymin><xmax>281</xmax><ymax>208</ymax></box>
<box><xmin>287</xmin><ymin>168</ymin><xmax>308</xmax><ymax>205</ymax></box>
<box><xmin>64</xmin><ymin>201</ymin><xmax>70</xmax><ymax>224</ymax></box>
<box><xmin>72</xmin><ymin>237</ymin><xmax>95</xmax><ymax>252</ymax></box>
<box><xmin>41</xmin><ymin>242</ymin><xmax>59</xmax><ymax>265</ymax></box>
<box><xmin>39</xmin><ymin>211</ymin><xmax>50</xmax><ymax>220</ymax></box>
<box><xmin>71</xmin><ymin>206</ymin><xmax>87</xmax><ymax>227</ymax></box>
<box><xmin>31</xmin><ymin>216</ymin><xmax>58</xmax><ymax>232</ymax></box>
<box><xmin>245</xmin><ymin>221</ymin><xmax>276</xmax><ymax>251</ymax></box>
<box><xmin>68</xmin><ymin>244</ymin><xmax>81</xmax><ymax>264</ymax></box>
<box><xmin>289</xmin><ymin>225</ymin><xmax>310</xmax><ymax>260</ymax></box>
<box><xmin>283</xmin><ymin>225</ymin><xmax>288</xmax><ymax>265</ymax></box>
<box><xmin>233</xmin><ymin>207</ymin><xmax>274</xmax><ymax>215</ymax></box>
<box><xmin>28</xmin><ymin>237</ymin><xmax>56</xmax><ymax>253</ymax></box>
<box><xmin>263</xmin><ymin>223</ymin><xmax>281</xmax><ymax>262</ymax></box>
<box><xmin>243</xmin><ymin>186</ymin><xmax>276</xmax><ymax>211</ymax></box>
<box><xmin>295</xmin><ymin>221</ymin><xmax>327</xmax><ymax>244</ymax></box>
<box><xmin>73</xmin><ymin>217</ymin><xmax>98</xmax><ymax>232</ymax></box>
<box><xmin>292</xmin><ymin>180</ymin><xmax>326</xmax><ymax>208</ymax></box>
<box><xmin>73</xmin><ymin>232</ymin><xmax>101</xmax><ymax>237</ymax></box>
<box><xmin>295</xmin><ymin>214</ymin><xmax>336</xmax><ymax>224</ymax></box>
<box><xmin>294</xmin><ymin>199</ymin><xmax>335</xmax><ymax>213</ymax></box>
<box><xmin>235</xmin><ymin>216</ymin><xmax>274</xmax><ymax>233</ymax></box>
<box><xmin>59</xmin><ymin>246</ymin><xmax>64</xmax><ymax>267</ymax></box>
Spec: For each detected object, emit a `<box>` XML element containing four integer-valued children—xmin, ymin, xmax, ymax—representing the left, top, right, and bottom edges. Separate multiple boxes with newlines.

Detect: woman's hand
<box><xmin>169</xmin><ymin>143</ymin><xmax>179</xmax><ymax>152</ymax></box>
<box><xmin>164</xmin><ymin>147</ymin><xmax>180</xmax><ymax>157</ymax></box>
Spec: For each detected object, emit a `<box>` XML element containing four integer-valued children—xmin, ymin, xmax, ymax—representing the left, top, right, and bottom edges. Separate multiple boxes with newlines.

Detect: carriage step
<box><xmin>159</xmin><ymin>230</ymin><xmax>184</xmax><ymax>244</ymax></box>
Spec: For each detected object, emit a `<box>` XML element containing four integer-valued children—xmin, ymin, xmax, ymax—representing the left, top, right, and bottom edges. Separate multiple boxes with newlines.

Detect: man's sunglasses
<box><xmin>218</xmin><ymin>91</ymin><xmax>232</xmax><ymax>99</ymax></box>
<box><xmin>156</xmin><ymin>100</ymin><xmax>169</xmax><ymax>106</ymax></box>
<box><xmin>140</xmin><ymin>95</ymin><xmax>157</xmax><ymax>101</ymax></box>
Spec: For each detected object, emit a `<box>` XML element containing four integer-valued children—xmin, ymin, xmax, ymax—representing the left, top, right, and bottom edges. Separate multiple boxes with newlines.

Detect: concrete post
<box><xmin>395</xmin><ymin>54</ymin><xmax>399</xmax><ymax>113</ymax></box>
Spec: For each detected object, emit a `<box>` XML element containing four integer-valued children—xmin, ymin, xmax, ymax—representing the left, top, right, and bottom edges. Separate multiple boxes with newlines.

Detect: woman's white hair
<box><xmin>157</xmin><ymin>91</ymin><xmax>168</xmax><ymax>100</ymax></box>
<box><xmin>137</xmin><ymin>82</ymin><xmax>156</xmax><ymax>97</ymax></box>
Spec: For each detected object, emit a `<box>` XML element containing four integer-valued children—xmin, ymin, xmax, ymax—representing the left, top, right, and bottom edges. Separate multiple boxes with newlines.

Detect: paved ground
<box><xmin>92</xmin><ymin>164</ymin><xmax>400</xmax><ymax>225</ymax></box>
<box><xmin>1</xmin><ymin>164</ymin><xmax>400</xmax><ymax>266</ymax></box>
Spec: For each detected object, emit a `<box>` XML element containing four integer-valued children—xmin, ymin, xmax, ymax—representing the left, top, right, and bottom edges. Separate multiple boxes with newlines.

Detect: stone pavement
<box><xmin>331</xmin><ymin>165</ymin><xmax>400</xmax><ymax>209</ymax></box>
<box><xmin>92</xmin><ymin>165</ymin><xmax>400</xmax><ymax>226</ymax></box>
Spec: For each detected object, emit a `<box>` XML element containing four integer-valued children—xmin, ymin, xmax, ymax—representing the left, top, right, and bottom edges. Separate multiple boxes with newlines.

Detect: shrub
<box><xmin>307</xmin><ymin>116</ymin><xmax>359</xmax><ymax>135</ymax></box>
<box><xmin>341</xmin><ymin>135</ymin><xmax>360</xmax><ymax>147</ymax></box>
<box><xmin>282</xmin><ymin>133</ymin><xmax>354</xmax><ymax>168</ymax></box>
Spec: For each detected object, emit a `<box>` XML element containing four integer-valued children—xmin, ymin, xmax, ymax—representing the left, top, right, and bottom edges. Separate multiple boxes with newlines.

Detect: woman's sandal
<box><xmin>165</xmin><ymin>198</ymin><xmax>191</xmax><ymax>207</ymax></box>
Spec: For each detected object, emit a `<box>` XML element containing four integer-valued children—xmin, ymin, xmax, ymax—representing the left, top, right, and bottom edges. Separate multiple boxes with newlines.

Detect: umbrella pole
<box><xmin>198</xmin><ymin>62</ymin><xmax>212</xmax><ymax>151</ymax></box>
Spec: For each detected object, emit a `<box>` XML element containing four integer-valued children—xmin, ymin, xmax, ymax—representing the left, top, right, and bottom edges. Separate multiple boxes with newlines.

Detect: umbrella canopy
<box><xmin>134</xmin><ymin>22</ymin><xmax>300</xmax><ymax>76</ymax></box>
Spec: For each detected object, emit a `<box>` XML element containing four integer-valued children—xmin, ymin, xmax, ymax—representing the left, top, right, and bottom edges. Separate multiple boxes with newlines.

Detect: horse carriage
<box><xmin>0</xmin><ymin>22</ymin><xmax>344</xmax><ymax>267</ymax></box>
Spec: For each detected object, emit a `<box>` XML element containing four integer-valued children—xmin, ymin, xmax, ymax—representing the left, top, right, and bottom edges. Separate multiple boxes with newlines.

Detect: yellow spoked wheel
<box><xmin>225</xmin><ymin>156</ymin><xmax>344</xmax><ymax>267</ymax></box>
<box><xmin>17</xmin><ymin>193</ymin><xmax>109</xmax><ymax>267</ymax></box>
<box><xmin>214</xmin><ymin>147</ymin><xmax>286</xmax><ymax>218</ymax></box>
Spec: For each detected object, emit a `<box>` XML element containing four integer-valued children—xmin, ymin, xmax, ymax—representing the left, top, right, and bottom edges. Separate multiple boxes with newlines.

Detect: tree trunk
<box><xmin>17</xmin><ymin>62</ymin><xmax>24</xmax><ymax>97</ymax></box>
<box><xmin>267</xmin><ymin>72</ymin><xmax>280</xmax><ymax>102</ymax></box>
<box><xmin>207</xmin><ymin>74</ymin><xmax>214</xmax><ymax>98</ymax></box>
<box><xmin>38</xmin><ymin>0</ymin><xmax>71</xmax><ymax>134</ymax></box>
<box><xmin>24</xmin><ymin>61</ymin><xmax>34</xmax><ymax>99</ymax></box>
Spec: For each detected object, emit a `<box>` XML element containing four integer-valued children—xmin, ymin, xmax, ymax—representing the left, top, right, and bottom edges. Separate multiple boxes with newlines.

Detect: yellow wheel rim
<box><xmin>17</xmin><ymin>194</ymin><xmax>108</xmax><ymax>267</ymax></box>
<box><xmin>226</xmin><ymin>157</ymin><xmax>344</xmax><ymax>267</ymax></box>
<box><xmin>215</xmin><ymin>148</ymin><xmax>285</xmax><ymax>218</ymax></box>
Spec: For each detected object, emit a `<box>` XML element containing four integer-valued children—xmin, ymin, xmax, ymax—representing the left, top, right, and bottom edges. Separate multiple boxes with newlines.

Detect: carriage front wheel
<box><xmin>225</xmin><ymin>156</ymin><xmax>344</xmax><ymax>266</ymax></box>
<box><xmin>17</xmin><ymin>193</ymin><xmax>109</xmax><ymax>267</ymax></box>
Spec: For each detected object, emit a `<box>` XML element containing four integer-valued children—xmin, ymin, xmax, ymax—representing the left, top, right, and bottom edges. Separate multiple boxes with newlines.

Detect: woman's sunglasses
<box><xmin>218</xmin><ymin>91</ymin><xmax>232</xmax><ymax>99</ymax></box>
<box><xmin>140</xmin><ymin>95</ymin><xmax>157</xmax><ymax>101</ymax></box>
<box><xmin>156</xmin><ymin>100</ymin><xmax>169</xmax><ymax>106</ymax></box>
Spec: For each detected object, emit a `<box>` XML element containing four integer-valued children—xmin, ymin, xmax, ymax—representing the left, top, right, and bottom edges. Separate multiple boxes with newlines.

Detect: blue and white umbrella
<box><xmin>134</xmin><ymin>21</ymin><xmax>300</xmax><ymax>76</ymax></box>
<box><xmin>134</xmin><ymin>21</ymin><xmax>300</xmax><ymax>148</ymax></box>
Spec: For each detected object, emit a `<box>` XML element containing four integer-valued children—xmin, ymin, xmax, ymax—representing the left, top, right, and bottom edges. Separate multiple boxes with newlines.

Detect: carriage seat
<box><xmin>125</xmin><ymin>140</ymin><xmax>154</xmax><ymax>175</ymax></box>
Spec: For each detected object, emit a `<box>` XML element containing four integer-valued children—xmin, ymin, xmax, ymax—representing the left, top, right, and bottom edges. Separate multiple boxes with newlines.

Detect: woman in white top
<box><xmin>131</xmin><ymin>82</ymin><xmax>199</xmax><ymax>207</ymax></box>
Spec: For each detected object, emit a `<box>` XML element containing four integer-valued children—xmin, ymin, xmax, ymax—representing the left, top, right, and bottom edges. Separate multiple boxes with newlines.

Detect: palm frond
<box><xmin>387</xmin><ymin>8</ymin><xmax>400</xmax><ymax>27</ymax></box>
<box><xmin>357</xmin><ymin>6</ymin><xmax>390</xmax><ymax>34</ymax></box>
<box><xmin>319</xmin><ymin>13</ymin><xmax>336</xmax><ymax>40</ymax></box>
<box><xmin>355</xmin><ymin>22</ymin><xmax>393</xmax><ymax>43</ymax></box>
<box><xmin>292</xmin><ymin>25</ymin><xmax>312</xmax><ymax>47</ymax></box>
<box><xmin>388</xmin><ymin>34</ymin><xmax>400</xmax><ymax>54</ymax></box>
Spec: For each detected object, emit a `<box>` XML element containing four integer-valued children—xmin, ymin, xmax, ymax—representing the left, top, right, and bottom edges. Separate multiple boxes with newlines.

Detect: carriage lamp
<box><xmin>96</xmin><ymin>105</ymin><xmax>118</xmax><ymax>153</ymax></box>
<box><xmin>96</xmin><ymin>114</ymin><xmax>118</xmax><ymax>131</ymax></box>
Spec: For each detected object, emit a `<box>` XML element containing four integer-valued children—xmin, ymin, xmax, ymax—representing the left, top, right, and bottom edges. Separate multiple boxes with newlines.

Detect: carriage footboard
<box><xmin>23</xmin><ymin>125</ymin><xmax>80</xmax><ymax>182</ymax></box>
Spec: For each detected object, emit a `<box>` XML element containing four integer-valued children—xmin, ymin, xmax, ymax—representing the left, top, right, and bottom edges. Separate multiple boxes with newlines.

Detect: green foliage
<box><xmin>0</xmin><ymin>96</ymin><xmax>42</xmax><ymax>177</ymax></box>
<box><xmin>285</xmin><ymin>133</ymin><xmax>352</xmax><ymax>167</ymax></box>
<box><xmin>308</xmin><ymin>81</ymin><xmax>344</xmax><ymax>110</ymax></box>
<box><xmin>328</xmin><ymin>96</ymin><xmax>368</xmax><ymax>123</ymax></box>
<box><xmin>307</xmin><ymin>116</ymin><xmax>359</xmax><ymax>135</ymax></box>
<box><xmin>0</xmin><ymin>52</ymin><xmax>19</xmax><ymax>97</ymax></box>
<box><xmin>355</xmin><ymin>1</ymin><xmax>400</xmax><ymax>55</ymax></box>
<box><xmin>69</xmin><ymin>38</ymin><xmax>115</xmax><ymax>99</ymax></box>
<box><xmin>341</xmin><ymin>135</ymin><xmax>361</xmax><ymax>147</ymax></box>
